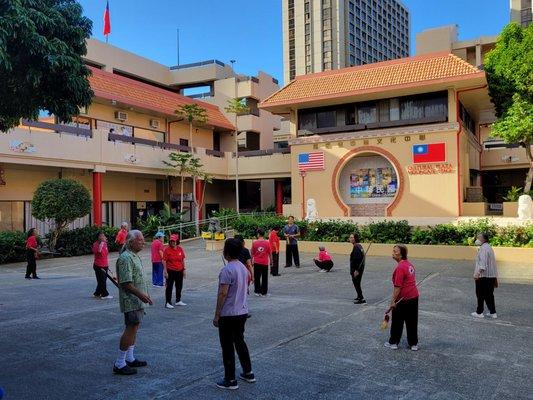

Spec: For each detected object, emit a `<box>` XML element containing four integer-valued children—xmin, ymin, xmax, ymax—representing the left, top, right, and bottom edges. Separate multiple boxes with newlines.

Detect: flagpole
<box><xmin>176</xmin><ymin>28</ymin><xmax>180</xmax><ymax>66</ymax></box>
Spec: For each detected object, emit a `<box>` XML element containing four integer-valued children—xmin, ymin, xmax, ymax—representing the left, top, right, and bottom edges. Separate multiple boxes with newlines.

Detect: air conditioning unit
<box><xmin>114</xmin><ymin>111</ymin><xmax>128</xmax><ymax>121</ymax></box>
<box><xmin>149</xmin><ymin>119</ymin><xmax>160</xmax><ymax>129</ymax></box>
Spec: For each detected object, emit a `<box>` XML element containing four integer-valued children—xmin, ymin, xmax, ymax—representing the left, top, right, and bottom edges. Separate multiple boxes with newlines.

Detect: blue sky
<box><xmin>78</xmin><ymin>0</ymin><xmax>509</xmax><ymax>84</ymax></box>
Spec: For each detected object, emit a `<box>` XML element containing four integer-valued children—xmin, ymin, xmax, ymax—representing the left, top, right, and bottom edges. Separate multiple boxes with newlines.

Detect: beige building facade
<box><xmin>511</xmin><ymin>0</ymin><xmax>532</xmax><ymax>27</ymax></box>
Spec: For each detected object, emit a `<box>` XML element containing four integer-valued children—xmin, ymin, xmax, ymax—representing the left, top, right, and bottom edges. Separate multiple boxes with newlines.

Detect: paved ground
<box><xmin>0</xmin><ymin>239</ymin><xmax>532</xmax><ymax>400</ymax></box>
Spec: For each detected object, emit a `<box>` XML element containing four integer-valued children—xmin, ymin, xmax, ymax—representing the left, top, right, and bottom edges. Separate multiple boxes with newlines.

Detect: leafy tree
<box><xmin>485</xmin><ymin>23</ymin><xmax>533</xmax><ymax>192</ymax></box>
<box><xmin>0</xmin><ymin>0</ymin><xmax>93</xmax><ymax>132</ymax></box>
<box><xmin>164</xmin><ymin>152</ymin><xmax>211</xmax><ymax>235</ymax></box>
<box><xmin>224</xmin><ymin>98</ymin><xmax>249</xmax><ymax>214</ymax></box>
<box><xmin>31</xmin><ymin>178</ymin><xmax>92</xmax><ymax>250</ymax></box>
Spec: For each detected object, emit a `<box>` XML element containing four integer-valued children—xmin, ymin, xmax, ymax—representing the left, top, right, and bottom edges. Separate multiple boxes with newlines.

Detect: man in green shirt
<box><xmin>113</xmin><ymin>230</ymin><xmax>153</xmax><ymax>375</ymax></box>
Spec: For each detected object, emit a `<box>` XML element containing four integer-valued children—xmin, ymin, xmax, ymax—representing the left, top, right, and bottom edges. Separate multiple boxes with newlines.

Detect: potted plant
<box><xmin>502</xmin><ymin>186</ymin><xmax>522</xmax><ymax>217</ymax></box>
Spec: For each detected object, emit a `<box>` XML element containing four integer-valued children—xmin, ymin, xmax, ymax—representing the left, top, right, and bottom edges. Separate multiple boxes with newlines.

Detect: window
<box><xmin>323</xmin><ymin>40</ymin><xmax>332</xmax><ymax>51</ymax></box>
<box><xmin>322</xmin><ymin>8</ymin><xmax>331</xmax><ymax>18</ymax></box>
<box><xmin>323</xmin><ymin>18</ymin><xmax>331</xmax><ymax>29</ymax></box>
<box><xmin>323</xmin><ymin>29</ymin><xmax>331</xmax><ymax>40</ymax></box>
<box><xmin>389</xmin><ymin>98</ymin><xmax>400</xmax><ymax>120</ymax></box>
<box><xmin>299</xmin><ymin>112</ymin><xmax>316</xmax><ymax>130</ymax></box>
<box><xmin>357</xmin><ymin>104</ymin><xmax>377</xmax><ymax>123</ymax></box>
<box><xmin>317</xmin><ymin>110</ymin><xmax>336</xmax><ymax>128</ymax></box>
<box><xmin>323</xmin><ymin>61</ymin><xmax>332</xmax><ymax>69</ymax></box>
<box><xmin>378</xmin><ymin>100</ymin><xmax>390</xmax><ymax>122</ymax></box>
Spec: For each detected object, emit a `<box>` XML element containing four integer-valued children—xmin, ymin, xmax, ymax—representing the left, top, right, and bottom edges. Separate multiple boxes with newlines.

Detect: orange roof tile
<box><xmin>261</xmin><ymin>53</ymin><xmax>484</xmax><ymax>109</ymax></box>
<box><xmin>88</xmin><ymin>67</ymin><xmax>234</xmax><ymax>131</ymax></box>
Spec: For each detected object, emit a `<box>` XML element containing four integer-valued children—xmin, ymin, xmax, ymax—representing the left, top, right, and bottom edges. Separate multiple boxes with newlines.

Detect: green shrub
<box><xmin>0</xmin><ymin>231</ymin><xmax>27</xmax><ymax>264</ymax></box>
<box><xmin>54</xmin><ymin>225</ymin><xmax>120</xmax><ymax>257</ymax></box>
<box><xmin>360</xmin><ymin>220</ymin><xmax>412</xmax><ymax>244</ymax></box>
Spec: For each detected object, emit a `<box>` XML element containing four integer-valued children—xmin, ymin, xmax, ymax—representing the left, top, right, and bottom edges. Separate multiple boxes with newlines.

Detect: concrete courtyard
<box><xmin>0</xmin><ymin>239</ymin><xmax>532</xmax><ymax>400</ymax></box>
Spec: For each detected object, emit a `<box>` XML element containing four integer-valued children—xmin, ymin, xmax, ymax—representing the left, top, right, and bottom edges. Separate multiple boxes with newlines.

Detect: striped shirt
<box><xmin>474</xmin><ymin>243</ymin><xmax>497</xmax><ymax>278</ymax></box>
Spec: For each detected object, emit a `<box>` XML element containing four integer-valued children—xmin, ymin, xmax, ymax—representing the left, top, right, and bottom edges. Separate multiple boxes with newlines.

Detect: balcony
<box><xmin>1</xmin><ymin>121</ymin><xmax>291</xmax><ymax>179</ymax></box>
<box><xmin>481</xmin><ymin>141</ymin><xmax>530</xmax><ymax>170</ymax></box>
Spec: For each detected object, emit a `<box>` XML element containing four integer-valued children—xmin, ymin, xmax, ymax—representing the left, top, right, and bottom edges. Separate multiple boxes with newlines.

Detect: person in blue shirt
<box><xmin>282</xmin><ymin>216</ymin><xmax>300</xmax><ymax>268</ymax></box>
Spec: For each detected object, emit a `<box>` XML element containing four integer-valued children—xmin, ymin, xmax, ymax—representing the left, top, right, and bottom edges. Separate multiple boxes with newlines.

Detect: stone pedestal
<box><xmin>205</xmin><ymin>240</ymin><xmax>224</xmax><ymax>252</ymax></box>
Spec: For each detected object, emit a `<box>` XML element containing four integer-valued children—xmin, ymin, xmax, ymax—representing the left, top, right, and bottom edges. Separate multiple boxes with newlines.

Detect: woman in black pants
<box><xmin>163</xmin><ymin>234</ymin><xmax>187</xmax><ymax>309</ymax></box>
<box><xmin>25</xmin><ymin>228</ymin><xmax>39</xmax><ymax>279</ymax></box>
<box><xmin>349</xmin><ymin>234</ymin><xmax>365</xmax><ymax>304</ymax></box>
<box><xmin>385</xmin><ymin>244</ymin><xmax>420</xmax><ymax>351</ymax></box>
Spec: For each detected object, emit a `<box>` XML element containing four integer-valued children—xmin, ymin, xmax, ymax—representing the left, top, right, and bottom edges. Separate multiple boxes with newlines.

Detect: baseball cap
<box><xmin>169</xmin><ymin>234</ymin><xmax>179</xmax><ymax>242</ymax></box>
<box><xmin>155</xmin><ymin>231</ymin><xmax>164</xmax><ymax>238</ymax></box>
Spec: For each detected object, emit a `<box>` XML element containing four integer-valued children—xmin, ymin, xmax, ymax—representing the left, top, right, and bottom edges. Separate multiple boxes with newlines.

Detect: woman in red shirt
<box><xmin>268</xmin><ymin>227</ymin><xmax>281</xmax><ymax>276</ymax></box>
<box><xmin>385</xmin><ymin>244</ymin><xmax>420</xmax><ymax>351</ymax></box>
<box><xmin>251</xmin><ymin>229</ymin><xmax>271</xmax><ymax>296</ymax></box>
<box><xmin>163</xmin><ymin>234</ymin><xmax>187</xmax><ymax>309</ymax></box>
<box><xmin>92</xmin><ymin>232</ymin><xmax>113</xmax><ymax>299</ymax></box>
<box><xmin>24</xmin><ymin>228</ymin><xmax>39</xmax><ymax>279</ymax></box>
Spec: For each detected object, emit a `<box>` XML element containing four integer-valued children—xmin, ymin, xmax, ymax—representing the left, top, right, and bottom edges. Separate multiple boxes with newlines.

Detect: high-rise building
<box><xmin>510</xmin><ymin>0</ymin><xmax>532</xmax><ymax>27</ymax></box>
<box><xmin>282</xmin><ymin>0</ymin><xmax>410</xmax><ymax>83</ymax></box>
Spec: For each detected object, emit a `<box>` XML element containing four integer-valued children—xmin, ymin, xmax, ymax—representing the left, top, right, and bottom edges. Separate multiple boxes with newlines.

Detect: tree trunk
<box><xmin>524</xmin><ymin>140</ymin><xmax>533</xmax><ymax>193</ymax></box>
<box><xmin>180</xmin><ymin>175</ymin><xmax>185</xmax><ymax>216</ymax></box>
<box><xmin>50</xmin><ymin>221</ymin><xmax>67</xmax><ymax>252</ymax></box>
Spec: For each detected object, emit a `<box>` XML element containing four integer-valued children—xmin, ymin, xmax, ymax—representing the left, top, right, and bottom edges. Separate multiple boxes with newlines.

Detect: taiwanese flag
<box><xmin>103</xmin><ymin>1</ymin><xmax>111</xmax><ymax>37</ymax></box>
<box><xmin>412</xmin><ymin>143</ymin><xmax>446</xmax><ymax>163</ymax></box>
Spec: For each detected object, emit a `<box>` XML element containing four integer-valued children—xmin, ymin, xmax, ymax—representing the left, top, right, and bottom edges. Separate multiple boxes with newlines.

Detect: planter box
<box><xmin>462</xmin><ymin>202</ymin><xmax>487</xmax><ymax>216</ymax></box>
<box><xmin>503</xmin><ymin>202</ymin><xmax>518</xmax><ymax>217</ymax></box>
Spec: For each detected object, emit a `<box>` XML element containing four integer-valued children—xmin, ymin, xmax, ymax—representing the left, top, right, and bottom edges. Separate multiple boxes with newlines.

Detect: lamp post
<box><xmin>299</xmin><ymin>170</ymin><xmax>307</xmax><ymax>219</ymax></box>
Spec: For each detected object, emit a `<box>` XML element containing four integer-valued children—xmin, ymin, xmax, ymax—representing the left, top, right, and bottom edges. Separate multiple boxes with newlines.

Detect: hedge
<box><xmin>231</xmin><ymin>216</ymin><xmax>533</xmax><ymax>248</ymax></box>
<box><xmin>54</xmin><ymin>225</ymin><xmax>121</xmax><ymax>257</ymax></box>
<box><xmin>0</xmin><ymin>231</ymin><xmax>27</xmax><ymax>264</ymax></box>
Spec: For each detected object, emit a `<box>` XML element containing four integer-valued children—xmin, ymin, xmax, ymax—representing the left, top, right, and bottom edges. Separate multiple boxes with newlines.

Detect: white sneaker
<box><xmin>384</xmin><ymin>342</ymin><xmax>398</xmax><ymax>350</ymax></box>
<box><xmin>175</xmin><ymin>301</ymin><xmax>187</xmax><ymax>306</ymax></box>
<box><xmin>101</xmin><ymin>295</ymin><xmax>113</xmax><ymax>299</ymax></box>
<box><xmin>485</xmin><ymin>313</ymin><xmax>497</xmax><ymax>319</ymax></box>
<box><xmin>254</xmin><ymin>293</ymin><xmax>261</xmax><ymax>297</ymax></box>
<box><xmin>165</xmin><ymin>303</ymin><xmax>175</xmax><ymax>309</ymax></box>
<box><xmin>471</xmin><ymin>312</ymin><xmax>484</xmax><ymax>318</ymax></box>
<box><xmin>410</xmin><ymin>345</ymin><xmax>419</xmax><ymax>351</ymax></box>
<box><xmin>319</xmin><ymin>270</ymin><xmax>326</xmax><ymax>273</ymax></box>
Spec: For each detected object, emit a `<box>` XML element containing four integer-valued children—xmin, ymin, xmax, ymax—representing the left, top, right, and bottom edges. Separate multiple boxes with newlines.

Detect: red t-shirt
<box><xmin>115</xmin><ymin>228</ymin><xmax>127</xmax><ymax>245</ymax></box>
<box><xmin>268</xmin><ymin>231</ymin><xmax>280</xmax><ymax>253</ymax></box>
<box><xmin>92</xmin><ymin>241</ymin><xmax>109</xmax><ymax>268</ymax></box>
<box><xmin>392</xmin><ymin>260</ymin><xmax>419</xmax><ymax>301</ymax></box>
<box><xmin>163</xmin><ymin>246</ymin><xmax>186</xmax><ymax>271</ymax></box>
<box><xmin>26</xmin><ymin>236</ymin><xmax>37</xmax><ymax>250</ymax></box>
<box><xmin>151</xmin><ymin>240</ymin><xmax>164</xmax><ymax>262</ymax></box>
<box><xmin>251</xmin><ymin>239</ymin><xmax>271</xmax><ymax>266</ymax></box>
<box><xmin>318</xmin><ymin>250</ymin><xmax>332</xmax><ymax>262</ymax></box>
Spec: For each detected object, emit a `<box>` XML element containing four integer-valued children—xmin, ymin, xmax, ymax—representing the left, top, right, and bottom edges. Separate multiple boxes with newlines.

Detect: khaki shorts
<box><xmin>124</xmin><ymin>309</ymin><xmax>145</xmax><ymax>326</ymax></box>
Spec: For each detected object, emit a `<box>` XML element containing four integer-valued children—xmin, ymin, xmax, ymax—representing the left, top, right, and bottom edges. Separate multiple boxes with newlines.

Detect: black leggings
<box><xmin>389</xmin><ymin>297</ymin><xmax>418</xmax><ymax>346</ymax></box>
<box><xmin>218</xmin><ymin>315</ymin><xmax>252</xmax><ymax>381</ymax></box>
<box><xmin>314</xmin><ymin>259</ymin><xmax>334</xmax><ymax>271</ymax></box>
<box><xmin>25</xmin><ymin>250</ymin><xmax>37</xmax><ymax>278</ymax></box>
<box><xmin>475</xmin><ymin>278</ymin><xmax>496</xmax><ymax>314</ymax></box>
<box><xmin>93</xmin><ymin>265</ymin><xmax>109</xmax><ymax>297</ymax></box>
<box><xmin>351</xmin><ymin>269</ymin><xmax>364</xmax><ymax>299</ymax></box>
<box><xmin>253</xmin><ymin>264</ymin><xmax>268</xmax><ymax>295</ymax></box>
<box><xmin>166</xmin><ymin>270</ymin><xmax>184</xmax><ymax>304</ymax></box>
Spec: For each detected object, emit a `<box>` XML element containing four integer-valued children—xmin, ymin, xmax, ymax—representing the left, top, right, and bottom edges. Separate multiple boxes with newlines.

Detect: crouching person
<box><xmin>314</xmin><ymin>246</ymin><xmax>334</xmax><ymax>272</ymax></box>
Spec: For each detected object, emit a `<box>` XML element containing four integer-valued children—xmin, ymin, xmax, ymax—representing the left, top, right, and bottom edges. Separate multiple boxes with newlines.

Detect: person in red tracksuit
<box><xmin>251</xmin><ymin>229</ymin><xmax>271</xmax><ymax>297</ymax></box>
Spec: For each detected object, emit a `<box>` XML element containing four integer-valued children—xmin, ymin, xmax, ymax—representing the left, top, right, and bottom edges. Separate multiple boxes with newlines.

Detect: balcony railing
<box><xmin>237</xmin><ymin>148</ymin><xmax>290</xmax><ymax>157</ymax></box>
<box><xmin>21</xmin><ymin>119</ymin><xmax>92</xmax><ymax>137</ymax></box>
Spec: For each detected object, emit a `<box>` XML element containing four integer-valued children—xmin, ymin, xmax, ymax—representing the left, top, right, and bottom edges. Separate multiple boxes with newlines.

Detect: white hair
<box><xmin>121</xmin><ymin>222</ymin><xmax>129</xmax><ymax>229</ymax></box>
<box><xmin>122</xmin><ymin>229</ymin><xmax>143</xmax><ymax>253</ymax></box>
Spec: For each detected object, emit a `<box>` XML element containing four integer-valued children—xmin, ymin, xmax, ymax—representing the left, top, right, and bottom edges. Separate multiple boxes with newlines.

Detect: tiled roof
<box><xmin>261</xmin><ymin>53</ymin><xmax>484</xmax><ymax>108</ymax></box>
<box><xmin>88</xmin><ymin>67</ymin><xmax>234</xmax><ymax>131</ymax></box>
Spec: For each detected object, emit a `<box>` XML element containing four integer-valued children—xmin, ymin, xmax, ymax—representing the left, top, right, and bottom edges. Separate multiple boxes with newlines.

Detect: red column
<box><xmin>195</xmin><ymin>179</ymin><xmax>204</xmax><ymax>220</ymax></box>
<box><xmin>275</xmin><ymin>181</ymin><xmax>283</xmax><ymax>215</ymax></box>
<box><xmin>92</xmin><ymin>172</ymin><xmax>102</xmax><ymax>226</ymax></box>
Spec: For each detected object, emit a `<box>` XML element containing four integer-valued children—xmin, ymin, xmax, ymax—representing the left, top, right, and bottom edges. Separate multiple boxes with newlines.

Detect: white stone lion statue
<box><xmin>518</xmin><ymin>194</ymin><xmax>533</xmax><ymax>220</ymax></box>
<box><xmin>306</xmin><ymin>198</ymin><xmax>319</xmax><ymax>221</ymax></box>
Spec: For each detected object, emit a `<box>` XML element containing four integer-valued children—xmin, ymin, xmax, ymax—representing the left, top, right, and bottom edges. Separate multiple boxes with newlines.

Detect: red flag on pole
<box><xmin>103</xmin><ymin>1</ymin><xmax>111</xmax><ymax>39</ymax></box>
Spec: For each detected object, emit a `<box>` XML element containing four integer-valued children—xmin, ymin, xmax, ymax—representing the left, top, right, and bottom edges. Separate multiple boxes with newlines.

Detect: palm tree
<box><xmin>175</xmin><ymin>104</ymin><xmax>208</xmax><ymax>152</ymax></box>
<box><xmin>225</xmin><ymin>98</ymin><xmax>249</xmax><ymax>214</ymax></box>
<box><xmin>175</xmin><ymin>104</ymin><xmax>208</xmax><ymax>230</ymax></box>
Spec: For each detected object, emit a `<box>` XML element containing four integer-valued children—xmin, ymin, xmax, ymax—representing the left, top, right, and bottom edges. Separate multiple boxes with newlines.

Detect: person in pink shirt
<box><xmin>313</xmin><ymin>246</ymin><xmax>334</xmax><ymax>272</ymax></box>
<box><xmin>385</xmin><ymin>244</ymin><xmax>420</xmax><ymax>351</ymax></box>
<box><xmin>92</xmin><ymin>232</ymin><xmax>113</xmax><ymax>299</ymax></box>
<box><xmin>151</xmin><ymin>231</ymin><xmax>165</xmax><ymax>287</ymax></box>
<box><xmin>251</xmin><ymin>229</ymin><xmax>271</xmax><ymax>297</ymax></box>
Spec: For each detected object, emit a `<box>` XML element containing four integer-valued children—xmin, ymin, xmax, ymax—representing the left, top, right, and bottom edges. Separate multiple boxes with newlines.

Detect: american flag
<box><xmin>298</xmin><ymin>152</ymin><xmax>325</xmax><ymax>171</ymax></box>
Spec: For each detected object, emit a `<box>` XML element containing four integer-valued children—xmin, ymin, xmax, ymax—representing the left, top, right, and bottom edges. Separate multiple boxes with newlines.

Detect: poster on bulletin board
<box><xmin>350</xmin><ymin>167</ymin><xmax>397</xmax><ymax>198</ymax></box>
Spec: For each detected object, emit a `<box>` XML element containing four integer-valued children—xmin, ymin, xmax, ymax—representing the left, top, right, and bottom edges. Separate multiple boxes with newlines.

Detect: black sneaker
<box><xmin>25</xmin><ymin>276</ymin><xmax>32</xmax><ymax>280</ymax></box>
<box><xmin>32</xmin><ymin>276</ymin><xmax>41</xmax><ymax>279</ymax></box>
<box><xmin>113</xmin><ymin>364</ymin><xmax>137</xmax><ymax>375</ymax></box>
<box><xmin>126</xmin><ymin>359</ymin><xmax>147</xmax><ymax>368</ymax></box>
<box><xmin>295</xmin><ymin>265</ymin><xmax>300</xmax><ymax>268</ymax></box>
<box><xmin>284</xmin><ymin>265</ymin><xmax>292</xmax><ymax>268</ymax></box>
<box><xmin>354</xmin><ymin>299</ymin><xmax>367</xmax><ymax>304</ymax></box>
<box><xmin>216</xmin><ymin>379</ymin><xmax>238</xmax><ymax>390</ymax></box>
<box><xmin>239</xmin><ymin>372</ymin><xmax>256</xmax><ymax>383</ymax></box>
